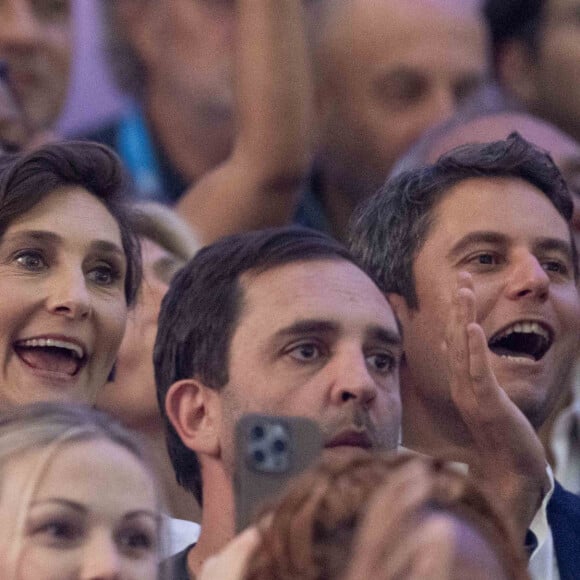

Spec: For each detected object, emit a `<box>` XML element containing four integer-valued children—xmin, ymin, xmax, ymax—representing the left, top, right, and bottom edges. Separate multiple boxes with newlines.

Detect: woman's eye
<box><xmin>87</xmin><ymin>264</ymin><xmax>120</xmax><ymax>286</ymax></box>
<box><xmin>34</xmin><ymin>520</ymin><xmax>79</xmax><ymax>544</ymax></box>
<box><xmin>15</xmin><ymin>251</ymin><xmax>47</xmax><ymax>271</ymax></box>
<box><xmin>117</xmin><ymin>528</ymin><xmax>157</xmax><ymax>555</ymax></box>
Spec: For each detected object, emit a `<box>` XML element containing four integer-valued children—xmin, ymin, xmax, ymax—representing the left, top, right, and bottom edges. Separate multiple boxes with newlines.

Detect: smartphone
<box><xmin>234</xmin><ymin>413</ymin><xmax>322</xmax><ymax>532</ymax></box>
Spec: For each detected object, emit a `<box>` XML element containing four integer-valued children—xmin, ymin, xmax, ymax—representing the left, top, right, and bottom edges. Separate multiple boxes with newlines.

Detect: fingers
<box><xmin>443</xmin><ymin>274</ymin><xmax>549</xmax><ymax>539</ymax></box>
<box><xmin>466</xmin><ymin>322</ymin><xmax>507</xmax><ymax>413</ymax></box>
<box><xmin>445</xmin><ymin>273</ymin><xmax>478</xmax><ymax>413</ymax></box>
<box><xmin>198</xmin><ymin>527</ymin><xmax>261</xmax><ymax>580</ymax></box>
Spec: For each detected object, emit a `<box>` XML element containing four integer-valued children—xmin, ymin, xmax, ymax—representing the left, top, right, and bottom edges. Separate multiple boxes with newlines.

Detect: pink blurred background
<box><xmin>57</xmin><ymin>0</ymin><xmax>125</xmax><ymax>135</ymax></box>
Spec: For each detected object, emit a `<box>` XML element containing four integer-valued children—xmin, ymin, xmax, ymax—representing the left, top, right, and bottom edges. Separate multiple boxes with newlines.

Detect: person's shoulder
<box><xmin>550</xmin><ymin>480</ymin><xmax>580</xmax><ymax>515</ymax></box>
<box><xmin>548</xmin><ymin>481</ymin><xmax>580</xmax><ymax>577</ymax></box>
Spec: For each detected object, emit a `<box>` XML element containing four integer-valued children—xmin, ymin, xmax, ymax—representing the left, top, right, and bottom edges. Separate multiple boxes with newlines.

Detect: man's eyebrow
<box><xmin>534</xmin><ymin>237</ymin><xmax>575</xmax><ymax>262</ymax></box>
<box><xmin>367</xmin><ymin>325</ymin><xmax>401</xmax><ymax>347</ymax></box>
<box><xmin>29</xmin><ymin>498</ymin><xmax>86</xmax><ymax>514</ymax></box>
<box><xmin>446</xmin><ymin>231</ymin><xmax>508</xmax><ymax>261</ymax></box>
<box><xmin>271</xmin><ymin>319</ymin><xmax>400</xmax><ymax>347</ymax></box>
<box><xmin>272</xmin><ymin>319</ymin><xmax>339</xmax><ymax>340</ymax></box>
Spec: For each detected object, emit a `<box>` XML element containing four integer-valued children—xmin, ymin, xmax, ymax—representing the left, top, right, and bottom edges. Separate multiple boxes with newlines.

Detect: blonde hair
<box><xmin>130</xmin><ymin>202</ymin><xmax>200</xmax><ymax>262</ymax></box>
<box><xmin>0</xmin><ymin>402</ymin><xmax>164</xmax><ymax>577</ymax></box>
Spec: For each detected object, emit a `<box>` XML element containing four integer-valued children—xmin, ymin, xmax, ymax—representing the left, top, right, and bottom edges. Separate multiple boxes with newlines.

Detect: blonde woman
<box><xmin>0</xmin><ymin>402</ymin><xmax>164</xmax><ymax>579</ymax></box>
<box><xmin>97</xmin><ymin>202</ymin><xmax>202</xmax><ymax>528</ymax></box>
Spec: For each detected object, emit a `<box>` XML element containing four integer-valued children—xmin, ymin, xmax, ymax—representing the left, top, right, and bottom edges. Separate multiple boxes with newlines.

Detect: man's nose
<box><xmin>329</xmin><ymin>348</ymin><xmax>378</xmax><ymax>407</ymax></box>
<box><xmin>505</xmin><ymin>253</ymin><xmax>550</xmax><ymax>301</ymax></box>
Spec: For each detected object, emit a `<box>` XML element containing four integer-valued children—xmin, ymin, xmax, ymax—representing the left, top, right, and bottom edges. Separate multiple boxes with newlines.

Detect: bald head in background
<box><xmin>395</xmin><ymin>111</ymin><xmax>580</xmax><ymax>247</ymax></box>
<box><xmin>308</xmin><ymin>0</ymin><xmax>488</xmax><ymax>239</ymax></box>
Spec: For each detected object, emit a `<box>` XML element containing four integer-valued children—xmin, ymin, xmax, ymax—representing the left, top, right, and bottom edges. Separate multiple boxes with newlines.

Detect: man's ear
<box><xmin>495</xmin><ymin>40</ymin><xmax>539</xmax><ymax>106</ymax></box>
<box><xmin>165</xmin><ymin>379</ymin><xmax>221</xmax><ymax>458</ymax></box>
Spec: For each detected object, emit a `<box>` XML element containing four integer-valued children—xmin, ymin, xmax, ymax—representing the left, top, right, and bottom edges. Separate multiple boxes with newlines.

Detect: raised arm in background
<box><xmin>177</xmin><ymin>0</ymin><xmax>314</xmax><ymax>244</ymax></box>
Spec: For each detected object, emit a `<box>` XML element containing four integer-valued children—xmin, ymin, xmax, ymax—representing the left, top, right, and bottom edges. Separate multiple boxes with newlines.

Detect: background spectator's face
<box><xmin>0</xmin><ymin>439</ymin><xmax>159</xmax><ymax>579</ymax></box>
<box><xmin>217</xmin><ymin>259</ymin><xmax>402</xmax><ymax>474</ymax></box>
<box><xmin>0</xmin><ymin>187</ymin><xmax>128</xmax><ymax>407</ymax></box>
<box><xmin>0</xmin><ymin>66</ymin><xmax>28</xmax><ymax>150</ymax></box>
<box><xmin>315</xmin><ymin>0</ymin><xmax>487</xmax><ymax>197</ymax></box>
<box><xmin>0</xmin><ymin>0</ymin><xmax>72</xmax><ymax>132</ymax></box>
<box><xmin>525</xmin><ymin>0</ymin><xmax>580</xmax><ymax>141</ymax></box>
<box><xmin>98</xmin><ymin>237</ymin><xmax>184</xmax><ymax>429</ymax></box>
<box><xmin>124</xmin><ymin>0</ymin><xmax>236</xmax><ymax>162</ymax></box>
<box><xmin>390</xmin><ymin>177</ymin><xmax>580</xmax><ymax>428</ymax></box>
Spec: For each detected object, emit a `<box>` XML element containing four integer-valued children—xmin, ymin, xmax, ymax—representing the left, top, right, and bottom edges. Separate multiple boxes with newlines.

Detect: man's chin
<box><xmin>489</xmin><ymin>374</ymin><xmax>554</xmax><ymax>430</ymax></box>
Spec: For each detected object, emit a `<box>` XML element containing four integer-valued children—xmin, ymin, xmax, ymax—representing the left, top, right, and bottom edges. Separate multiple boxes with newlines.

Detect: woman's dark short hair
<box><xmin>154</xmin><ymin>227</ymin><xmax>361</xmax><ymax>504</ymax></box>
<box><xmin>0</xmin><ymin>141</ymin><xmax>142</xmax><ymax>305</ymax></box>
<box><xmin>350</xmin><ymin>133</ymin><xmax>577</xmax><ymax>309</ymax></box>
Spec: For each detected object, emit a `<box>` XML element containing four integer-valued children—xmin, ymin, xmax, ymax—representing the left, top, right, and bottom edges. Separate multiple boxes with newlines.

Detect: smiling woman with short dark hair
<box><xmin>0</xmin><ymin>140</ymin><xmax>141</xmax><ymax>407</ymax></box>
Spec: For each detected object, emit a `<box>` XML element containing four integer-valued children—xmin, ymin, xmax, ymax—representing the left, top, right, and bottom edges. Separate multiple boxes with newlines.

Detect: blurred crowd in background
<box><xmin>0</xmin><ymin>1</ymin><xmax>579</xmax><ymax>579</ymax></box>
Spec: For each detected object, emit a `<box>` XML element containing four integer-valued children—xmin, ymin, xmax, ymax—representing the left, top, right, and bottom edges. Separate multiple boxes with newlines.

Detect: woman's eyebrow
<box><xmin>29</xmin><ymin>498</ymin><xmax>86</xmax><ymax>514</ymax></box>
<box><xmin>124</xmin><ymin>509</ymin><xmax>162</xmax><ymax>523</ymax></box>
<box><xmin>89</xmin><ymin>239</ymin><xmax>125</xmax><ymax>258</ymax></box>
<box><xmin>2</xmin><ymin>230</ymin><xmax>61</xmax><ymax>245</ymax></box>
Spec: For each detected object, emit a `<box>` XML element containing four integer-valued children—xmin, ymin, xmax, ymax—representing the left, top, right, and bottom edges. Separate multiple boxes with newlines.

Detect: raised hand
<box><xmin>443</xmin><ymin>272</ymin><xmax>549</xmax><ymax>540</ymax></box>
<box><xmin>177</xmin><ymin>0</ymin><xmax>313</xmax><ymax>244</ymax></box>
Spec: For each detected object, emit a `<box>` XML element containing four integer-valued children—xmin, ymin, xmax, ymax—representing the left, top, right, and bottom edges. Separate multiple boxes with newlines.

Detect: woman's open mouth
<box><xmin>13</xmin><ymin>337</ymin><xmax>87</xmax><ymax>377</ymax></box>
